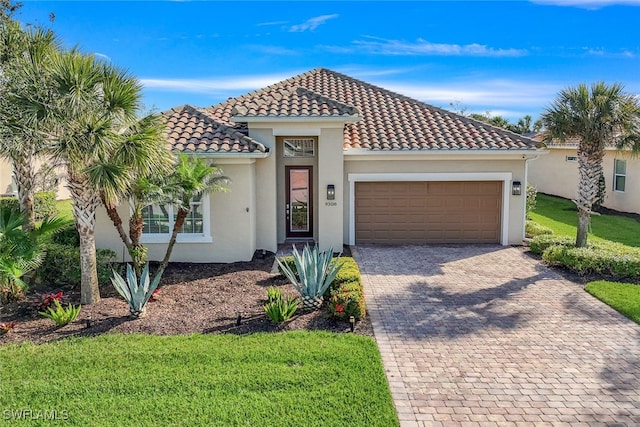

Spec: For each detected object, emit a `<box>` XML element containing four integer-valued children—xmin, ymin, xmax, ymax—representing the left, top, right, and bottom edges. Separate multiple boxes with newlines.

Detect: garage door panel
<box><xmin>355</xmin><ymin>181</ymin><xmax>501</xmax><ymax>244</ymax></box>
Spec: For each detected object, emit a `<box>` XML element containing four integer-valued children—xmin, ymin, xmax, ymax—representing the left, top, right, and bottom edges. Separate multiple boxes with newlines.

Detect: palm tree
<box><xmin>98</xmin><ymin>113</ymin><xmax>173</xmax><ymax>273</ymax></box>
<box><xmin>157</xmin><ymin>155</ymin><xmax>228</xmax><ymax>276</ymax></box>
<box><xmin>0</xmin><ymin>206</ymin><xmax>69</xmax><ymax>302</ymax></box>
<box><xmin>0</xmin><ymin>21</ymin><xmax>59</xmax><ymax>230</ymax></box>
<box><xmin>44</xmin><ymin>50</ymin><xmax>143</xmax><ymax>304</ymax></box>
<box><xmin>542</xmin><ymin>82</ymin><xmax>640</xmax><ymax>247</ymax></box>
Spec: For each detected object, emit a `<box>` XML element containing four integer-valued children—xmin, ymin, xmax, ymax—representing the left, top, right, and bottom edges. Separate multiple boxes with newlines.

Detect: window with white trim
<box><xmin>614</xmin><ymin>159</ymin><xmax>626</xmax><ymax>192</ymax></box>
<box><xmin>283</xmin><ymin>138</ymin><xmax>315</xmax><ymax>157</ymax></box>
<box><xmin>141</xmin><ymin>194</ymin><xmax>209</xmax><ymax>241</ymax></box>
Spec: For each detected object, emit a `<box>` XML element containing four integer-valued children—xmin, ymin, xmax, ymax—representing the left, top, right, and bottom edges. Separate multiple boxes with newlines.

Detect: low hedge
<box><xmin>531</xmin><ymin>235</ymin><xmax>640</xmax><ymax>281</ymax></box>
<box><xmin>277</xmin><ymin>255</ymin><xmax>366</xmax><ymax>320</ymax></box>
<box><xmin>39</xmin><ymin>243</ymin><xmax>118</xmax><ymax>287</ymax></box>
<box><xmin>0</xmin><ymin>192</ymin><xmax>57</xmax><ymax>221</ymax></box>
<box><xmin>525</xmin><ymin>220</ymin><xmax>553</xmax><ymax>238</ymax></box>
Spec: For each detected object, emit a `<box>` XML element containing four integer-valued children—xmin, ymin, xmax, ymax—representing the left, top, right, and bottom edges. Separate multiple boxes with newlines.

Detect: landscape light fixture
<box><xmin>512</xmin><ymin>181</ymin><xmax>522</xmax><ymax>196</ymax></box>
<box><xmin>327</xmin><ymin>184</ymin><xmax>335</xmax><ymax>200</ymax></box>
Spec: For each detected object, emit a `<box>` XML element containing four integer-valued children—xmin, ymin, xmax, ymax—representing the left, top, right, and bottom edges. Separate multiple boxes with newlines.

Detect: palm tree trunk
<box><xmin>13</xmin><ymin>152</ymin><xmax>36</xmax><ymax>231</ymax></box>
<box><xmin>68</xmin><ymin>174</ymin><xmax>101</xmax><ymax>304</ymax></box>
<box><xmin>158</xmin><ymin>207</ymin><xmax>188</xmax><ymax>275</ymax></box>
<box><xmin>575</xmin><ymin>143</ymin><xmax>605</xmax><ymax>248</ymax></box>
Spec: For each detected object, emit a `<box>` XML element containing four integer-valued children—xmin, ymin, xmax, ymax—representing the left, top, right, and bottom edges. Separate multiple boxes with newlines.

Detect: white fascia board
<box><xmin>344</xmin><ymin>148</ymin><xmax>546</xmax><ymax>161</ymax></box>
<box><xmin>230</xmin><ymin>115</ymin><xmax>359</xmax><ymax>123</ymax></box>
<box><xmin>183</xmin><ymin>152</ymin><xmax>270</xmax><ymax>161</ymax></box>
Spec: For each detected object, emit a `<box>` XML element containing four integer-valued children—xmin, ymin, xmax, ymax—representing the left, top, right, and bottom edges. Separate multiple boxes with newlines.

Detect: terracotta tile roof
<box><xmin>162</xmin><ymin>105</ymin><xmax>267</xmax><ymax>154</ymax></box>
<box><xmin>168</xmin><ymin>68</ymin><xmax>541</xmax><ymax>152</ymax></box>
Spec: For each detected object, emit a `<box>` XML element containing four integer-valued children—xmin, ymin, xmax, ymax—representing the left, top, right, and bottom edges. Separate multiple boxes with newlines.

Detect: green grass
<box><xmin>56</xmin><ymin>199</ymin><xmax>74</xmax><ymax>221</ymax></box>
<box><xmin>0</xmin><ymin>332</ymin><xmax>398</xmax><ymax>427</ymax></box>
<box><xmin>585</xmin><ymin>281</ymin><xmax>640</xmax><ymax>324</ymax></box>
<box><xmin>529</xmin><ymin>193</ymin><xmax>640</xmax><ymax>247</ymax></box>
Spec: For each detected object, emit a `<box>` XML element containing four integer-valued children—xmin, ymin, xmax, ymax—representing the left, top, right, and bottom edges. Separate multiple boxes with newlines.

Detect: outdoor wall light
<box><xmin>327</xmin><ymin>184</ymin><xmax>335</xmax><ymax>200</ymax></box>
<box><xmin>512</xmin><ymin>181</ymin><xmax>522</xmax><ymax>196</ymax></box>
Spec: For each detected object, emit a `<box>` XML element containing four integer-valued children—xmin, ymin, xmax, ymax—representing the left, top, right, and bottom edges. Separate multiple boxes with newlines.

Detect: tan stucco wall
<box><xmin>317</xmin><ymin>128</ymin><xmax>344</xmax><ymax>251</ymax></box>
<box><xmin>94</xmin><ymin>160</ymin><xmax>258</xmax><ymax>263</ymax></box>
<box><xmin>529</xmin><ymin>148</ymin><xmax>640</xmax><ymax>214</ymax></box>
<box><xmin>0</xmin><ymin>159</ymin><xmax>12</xmax><ymax>195</ymax></box>
<box><xmin>343</xmin><ymin>156</ymin><xmax>529</xmax><ymax>245</ymax></box>
<box><xmin>249</xmin><ymin>128</ymin><xmax>278</xmax><ymax>253</ymax></box>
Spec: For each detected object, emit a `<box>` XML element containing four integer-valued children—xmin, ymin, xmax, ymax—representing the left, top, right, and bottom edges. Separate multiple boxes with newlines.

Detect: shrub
<box><xmin>35</xmin><ymin>291</ymin><xmax>64</xmax><ymax>312</ymax></box>
<box><xmin>525</xmin><ymin>220</ymin><xmax>553</xmax><ymax>238</ymax></box>
<box><xmin>542</xmin><ymin>242</ymin><xmax>640</xmax><ymax>280</ymax></box>
<box><xmin>38</xmin><ymin>243</ymin><xmax>117</xmax><ymax>287</ymax></box>
<box><xmin>0</xmin><ymin>192</ymin><xmax>58</xmax><ymax>221</ymax></box>
<box><xmin>39</xmin><ymin>299</ymin><xmax>81</xmax><ymax>327</ymax></box>
<box><xmin>34</xmin><ymin>192</ymin><xmax>57</xmax><ymax>220</ymax></box>
<box><xmin>526</xmin><ymin>184</ymin><xmax>537</xmax><ymax>218</ymax></box>
<box><xmin>0</xmin><ymin>321</ymin><xmax>17</xmax><ymax>334</ymax></box>
<box><xmin>263</xmin><ymin>294</ymin><xmax>299</xmax><ymax>324</ymax></box>
<box><xmin>0</xmin><ymin>282</ymin><xmax>25</xmax><ymax>304</ymax></box>
<box><xmin>529</xmin><ymin>235</ymin><xmax>574</xmax><ymax>255</ymax></box>
<box><xmin>51</xmin><ymin>224</ymin><xmax>80</xmax><ymax>247</ymax></box>
<box><xmin>329</xmin><ymin>282</ymin><xmax>366</xmax><ymax>320</ymax></box>
<box><xmin>279</xmin><ymin>255</ymin><xmax>361</xmax><ymax>297</ymax></box>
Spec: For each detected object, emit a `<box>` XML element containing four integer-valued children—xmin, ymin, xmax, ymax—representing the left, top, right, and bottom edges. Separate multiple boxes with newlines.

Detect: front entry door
<box><xmin>286</xmin><ymin>166</ymin><xmax>313</xmax><ymax>238</ymax></box>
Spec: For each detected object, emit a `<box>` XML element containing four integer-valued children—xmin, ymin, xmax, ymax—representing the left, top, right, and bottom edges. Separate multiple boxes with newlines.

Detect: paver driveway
<box><xmin>352</xmin><ymin>245</ymin><xmax>640</xmax><ymax>426</ymax></box>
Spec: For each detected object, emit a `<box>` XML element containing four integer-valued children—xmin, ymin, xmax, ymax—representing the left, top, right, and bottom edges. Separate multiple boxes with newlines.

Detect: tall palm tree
<box><xmin>542</xmin><ymin>82</ymin><xmax>640</xmax><ymax>247</ymax></box>
<box><xmin>0</xmin><ymin>21</ymin><xmax>59</xmax><ymax>230</ymax></box>
<box><xmin>45</xmin><ymin>50</ymin><xmax>143</xmax><ymax>304</ymax></box>
<box><xmin>157</xmin><ymin>154</ymin><xmax>228</xmax><ymax>276</ymax></box>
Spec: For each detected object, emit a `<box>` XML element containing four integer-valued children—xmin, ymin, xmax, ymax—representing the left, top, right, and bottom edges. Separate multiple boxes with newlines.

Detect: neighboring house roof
<box><xmin>165</xmin><ymin>68</ymin><xmax>541</xmax><ymax>153</ymax></box>
<box><xmin>162</xmin><ymin>105</ymin><xmax>267</xmax><ymax>154</ymax></box>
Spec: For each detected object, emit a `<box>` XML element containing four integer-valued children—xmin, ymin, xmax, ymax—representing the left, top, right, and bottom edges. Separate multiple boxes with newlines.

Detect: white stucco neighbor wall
<box><xmin>343</xmin><ymin>154</ymin><xmax>530</xmax><ymax>245</ymax></box>
<box><xmin>94</xmin><ymin>160</ymin><xmax>259</xmax><ymax>263</ymax></box>
<box><xmin>529</xmin><ymin>147</ymin><xmax>640</xmax><ymax>214</ymax></box>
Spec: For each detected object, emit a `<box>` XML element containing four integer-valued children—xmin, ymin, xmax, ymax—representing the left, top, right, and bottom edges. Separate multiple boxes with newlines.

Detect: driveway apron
<box><xmin>352</xmin><ymin>245</ymin><xmax>640</xmax><ymax>426</ymax></box>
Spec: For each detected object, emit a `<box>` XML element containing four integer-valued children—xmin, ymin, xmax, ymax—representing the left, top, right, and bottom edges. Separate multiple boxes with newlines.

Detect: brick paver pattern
<box><xmin>352</xmin><ymin>245</ymin><xmax>640</xmax><ymax>426</ymax></box>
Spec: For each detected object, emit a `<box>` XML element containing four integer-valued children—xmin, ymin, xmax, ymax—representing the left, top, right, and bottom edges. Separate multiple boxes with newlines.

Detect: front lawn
<box><xmin>529</xmin><ymin>193</ymin><xmax>640</xmax><ymax>247</ymax></box>
<box><xmin>585</xmin><ymin>281</ymin><xmax>640</xmax><ymax>324</ymax></box>
<box><xmin>0</xmin><ymin>332</ymin><xmax>398</xmax><ymax>427</ymax></box>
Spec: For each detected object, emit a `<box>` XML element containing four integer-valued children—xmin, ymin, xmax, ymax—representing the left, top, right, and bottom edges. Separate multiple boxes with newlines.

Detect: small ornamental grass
<box><xmin>39</xmin><ymin>299</ymin><xmax>81</xmax><ymax>327</ymax></box>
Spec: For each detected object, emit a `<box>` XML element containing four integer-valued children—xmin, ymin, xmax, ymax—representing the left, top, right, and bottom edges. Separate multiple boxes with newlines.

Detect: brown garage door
<box><xmin>355</xmin><ymin>181</ymin><xmax>502</xmax><ymax>244</ymax></box>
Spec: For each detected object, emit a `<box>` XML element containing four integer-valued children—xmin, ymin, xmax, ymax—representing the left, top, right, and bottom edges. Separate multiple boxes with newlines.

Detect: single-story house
<box><xmin>528</xmin><ymin>139</ymin><xmax>639</xmax><ymax>215</ymax></box>
<box><xmin>95</xmin><ymin>68</ymin><xmax>545</xmax><ymax>263</ymax></box>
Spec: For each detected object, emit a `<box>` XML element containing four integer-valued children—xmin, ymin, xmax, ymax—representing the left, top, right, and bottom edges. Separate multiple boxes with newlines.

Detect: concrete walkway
<box><xmin>352</xmin><ymin>245</ymin><xmax>640</xmax><ymax>426</ymax></box>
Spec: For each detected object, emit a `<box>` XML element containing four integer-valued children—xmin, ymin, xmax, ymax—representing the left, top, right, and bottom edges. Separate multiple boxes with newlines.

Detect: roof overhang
<box><xmin>178</xmin><ymin>151</ymin><xmax>271</xmax><ymax>159</ymax></box>
<box><xmin>344</xmin><ymin>148</ymin><xmax>548</xmax><ymax>161</ymax></box>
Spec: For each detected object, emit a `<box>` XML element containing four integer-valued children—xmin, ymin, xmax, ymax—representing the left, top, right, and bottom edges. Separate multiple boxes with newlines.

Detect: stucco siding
<box><xmin>94</xmin><ymin>161</ymin><xmax>258</xmax><ymax>263</ymax></box>
<box><xmin>0</xmin><ymin>159</ymin><xmax>12</xmax><ymax>195</ymax></box>
<box><xmin>529</xmin><ymin>148</ymin><xmax>640</xmax><ymax>214</ymax></box>
<box><xmin>343</xmin><ymin>157</ymin><xmax>528</xmax><ymax>245</ymax></box>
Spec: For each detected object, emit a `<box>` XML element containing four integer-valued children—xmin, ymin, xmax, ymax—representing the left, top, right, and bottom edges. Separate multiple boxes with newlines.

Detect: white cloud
<box><xmin>289</xmin><ymin>14</ymin><xmax>338</xmax><ymax>32</ymax></box>
<box><xmin>94</xmin><ymin>52</ymin><xmax>111</xmax><ymax>62</ymax></box>
<box><xmin>327</xmin><ymin>36</ymin><xmax>527</xmax><ymax>57</ymax></box>
<box><xmin>140</xmin><ymin>73</ymin><xmax>301</xmax><ymax>94</ymax></box>
<box><xmin>257</xmin><ymin>20</ymin><xmax>289</xmax><ymax>27</ymax></box>
<box><xmin>531</xmin><ymin>0</ymin><xmax>640</xmax><ymax>8</ymax></box>
<box><xmin>247</xmin><ymin>45</ymin><xmax>300</xmax><ymax>55</ymax></box>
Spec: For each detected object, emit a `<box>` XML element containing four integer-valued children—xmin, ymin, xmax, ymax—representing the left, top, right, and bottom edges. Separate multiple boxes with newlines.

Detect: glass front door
<box><xmin>286</xmin><ymin>166</ymin><xmax>313</xmax><ymax>238</ymax></box>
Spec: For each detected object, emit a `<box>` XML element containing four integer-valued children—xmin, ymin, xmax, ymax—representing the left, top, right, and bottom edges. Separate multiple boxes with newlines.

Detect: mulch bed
<box><xmin>0</xmin><ymin>252</ymin><xmax>372</xmax><ymax>345</ymax></box>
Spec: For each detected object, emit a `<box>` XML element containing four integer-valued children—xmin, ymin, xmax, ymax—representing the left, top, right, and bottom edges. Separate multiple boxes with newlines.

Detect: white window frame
<box><xmin>614</xmin><ymin>159</ymin><xmax>626</xmax><ymax>192</ymax></box>
<box><xmin>283</xmin><ymin>138</ymin><xmax>315</xmax><ymax>158</ymax></box>
<box><xmin>140</xmin><ymin>194</ymin><xmax>212</xmax><ymax>244</ymax></box>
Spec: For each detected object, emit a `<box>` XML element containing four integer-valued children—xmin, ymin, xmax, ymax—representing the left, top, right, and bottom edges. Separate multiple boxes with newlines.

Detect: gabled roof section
<box><xmin>162</xmin><ymin>105</ymin><xmax>267</xmax><ymax>154</ymax></box>
<box><xmin>177</xmin><ymin>68</ymin><xmax>542</xmax><ymax>152</ymax></box>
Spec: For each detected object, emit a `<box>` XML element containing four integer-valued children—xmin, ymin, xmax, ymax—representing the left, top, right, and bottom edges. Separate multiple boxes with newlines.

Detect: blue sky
<box><xmin>15</xmin><ymin>1</ymin><xmax>640</xmax><ymax>120</ymax></box>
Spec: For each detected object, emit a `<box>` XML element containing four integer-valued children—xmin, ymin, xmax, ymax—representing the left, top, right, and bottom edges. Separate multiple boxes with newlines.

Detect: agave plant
<box><xmin>111</xmin><ymin>263</ymin><xmax>162</xmax><ymax>318</ymax></box>
<box><xmin>276</xmin><ymin>245</ymin><xmax>342</xmax><ymax>310</ymax></box>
